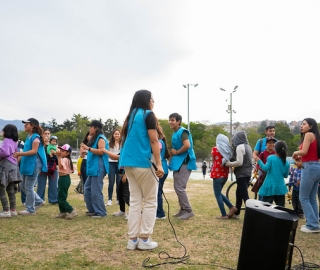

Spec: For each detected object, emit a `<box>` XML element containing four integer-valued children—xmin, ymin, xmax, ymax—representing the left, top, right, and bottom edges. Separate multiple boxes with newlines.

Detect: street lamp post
<box><xmin>220</xmin><ymin>85</ymin><xmax>238</xmax><ymax>181</ymax></box>
<box><xmin>220</xmin><ymin>85</ymin><xmax>238</xmax><ymax>141</ymax></box>
<box><xmin>183</xmin><ymin>83</ymin><xmax>198</xmax><ymax>130</ymax></box>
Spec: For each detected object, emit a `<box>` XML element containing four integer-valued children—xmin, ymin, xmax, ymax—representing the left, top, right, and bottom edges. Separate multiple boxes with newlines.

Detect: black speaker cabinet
<box><xmin>237</xmin><ymin>199</ymin><xmax>299</xmax><ymax>270</ymax></box>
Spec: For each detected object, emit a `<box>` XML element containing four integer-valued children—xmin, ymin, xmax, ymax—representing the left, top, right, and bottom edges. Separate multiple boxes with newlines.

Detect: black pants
<box><xmin>80</xmin><ymin>159</ymin><xmax>88</xmax><ymax>185</ymax></box>
<box><xmin>118</xmin><ymin>178</ymin><xmax>129</xmax><ymax>212</ymax></box>
<box><xmin>235</xmin><ymin>176</ymin><xmax>250</xmax><ymax>215</ymax></box>
<box><xmin>263</xmin><ymin>195</ymin><xmax>285</xmax><ymax>207</ymax></box>
<box><xmin>292</xmin><ymin>189</ymin><xmax>304</xmax><ymax>215</ymax></box>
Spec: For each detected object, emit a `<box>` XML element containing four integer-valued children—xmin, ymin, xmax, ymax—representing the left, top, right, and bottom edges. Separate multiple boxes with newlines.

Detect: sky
<box><xmin>1</xmin><ymin>1</ymin><xmax>320</xmax><ymax>126</ymax></box>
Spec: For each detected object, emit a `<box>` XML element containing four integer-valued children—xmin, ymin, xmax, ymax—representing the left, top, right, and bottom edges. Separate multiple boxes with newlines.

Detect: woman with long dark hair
<box><xmin>119</xmin><ymin>90</ymin><xmax>164</xmax><ymax>250</ymax></box>
<box><xmin>292</xmin><ymin>118</ymin><xmax>320</xmax><ymax>233</ymax></box>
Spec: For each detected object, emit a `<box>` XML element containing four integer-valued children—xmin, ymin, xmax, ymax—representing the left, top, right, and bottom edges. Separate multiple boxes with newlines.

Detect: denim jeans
<box><xmin>36</xmin><ymin>170</ymin><xmax>58</xmax><ymax>203</ymax></box>
<box><xmin>107</xmin><ymin>162</ymin><xmax>121</xmax><ymax>201</ymax></box>
<box><xmin>157</xmin><ymin>173</ymin><xmax>168</xmax><ymax>218</ymax></box>
<box><xmin>19</xmin><ymin>156</ymin><xmax>44</xmax><ymax>213</ymax></box>
<box><xmin>299</xmin><ymin>161</ymin><xmax>320</xmax><ymax>230</ymax></box>
<box><xmin>84</xmin><ymin>157</ymin><xmax>107</xmax><ymax>216</ymax></box>
<box><xmin>213</xmin><ymin>178</ymin><xmax>233</xmax><ymax>216</ymax></box>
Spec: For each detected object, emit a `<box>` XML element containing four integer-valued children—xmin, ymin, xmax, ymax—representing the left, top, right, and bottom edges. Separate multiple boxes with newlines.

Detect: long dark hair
<box><xmin>301</xmin><ymin>118</ymin><xmax>320</xmax><ymax>158</ymax></box>
<box><xmin>65</xmin><ymin>151</ymin><xmax>74</xmax><ymax>172</ymax></box>
<box><xmin>87</xmin><ymin>128</ymin><xmax>104</xmax><ymax>147</ymax></box>
<box><xmin>2</xmin><ymin>124</ymin><xmax>19</xmax><ymax>142</ymax></box>
<box><xmin>31</xmin><ymin>122</ymin><xmax>45</xmax><ymax>145</ymax></box>
<box><xmin>275</xmin><ymin>141</ymin><xmax>287</xmax><ymax>165</ymax></box>
<box><xmin>157</xmin><ymin>124</ymin><xmax>170</xmax><ymax>159</ymax></box>
<box><xmin>109</xmin><ymin>129</ymin><xmax>122</xmax><ymax>149</ymax></box>
<box><xmin>121</xmin><ymin>90</ymin><xmax>152</xmax><ymax>144</ymax></box>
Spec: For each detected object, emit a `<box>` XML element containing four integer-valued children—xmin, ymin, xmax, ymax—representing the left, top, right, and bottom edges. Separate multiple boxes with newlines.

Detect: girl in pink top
<box><xmin>56</xmin><ymin>144</ymin><xmax>77</xmax><ymax>220</ymax></box>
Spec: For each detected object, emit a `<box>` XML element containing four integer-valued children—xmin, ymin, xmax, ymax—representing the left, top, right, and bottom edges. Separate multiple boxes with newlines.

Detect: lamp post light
<box><xmin>183</xmin><ymin>83</ymin><xmax>198</xmax><ymax>131</ymax></box>
<box><xmin>220</xmin><ymin>85</ymin><xmax>238</xmax><ymax>141</ymax></box>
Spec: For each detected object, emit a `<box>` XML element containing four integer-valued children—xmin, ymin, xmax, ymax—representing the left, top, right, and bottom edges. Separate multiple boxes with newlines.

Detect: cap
<box><xmin>86</xmin><ymin>120</ymin><xmax>102</xmax><ymax>129</ymax></box>
<box><xmin>266</xmin><ymin>136</ymin><xmax>277</xmax><ymax>143</ymax></box>
<box><xmin>58</xmin><ymin>144</ymin><xmax>72</xmax><ymax>153</ymax></box>
<box><xmin>50</xmin><ymin>136</ymin><xmax>58</xmax><ymax>141</ymax></box>
<box><xmin>22</xmin><ymin>118</ymin><xmax>39</xmax><ymax>126</ymax></box>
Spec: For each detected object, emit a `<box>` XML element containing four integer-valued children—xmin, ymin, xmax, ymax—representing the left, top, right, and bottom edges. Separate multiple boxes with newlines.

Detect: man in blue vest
<box><xmin>168</xmin><ymin>113</ymin><xmax>197</xmax><ymax>220</ymax></box>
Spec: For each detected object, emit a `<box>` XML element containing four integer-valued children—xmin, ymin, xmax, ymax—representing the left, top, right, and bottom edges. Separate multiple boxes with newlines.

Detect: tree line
<box><xmin>14</xmin><ymin>113</ymin><xmax>313</xmax><ymax>161</ymax></box>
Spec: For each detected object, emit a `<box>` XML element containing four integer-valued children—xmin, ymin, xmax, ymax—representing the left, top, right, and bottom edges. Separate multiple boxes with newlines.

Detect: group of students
<box><xmin>210</xmin><ymin>120</ymin><xmax>320</xmax><ymax>233</ymax></box>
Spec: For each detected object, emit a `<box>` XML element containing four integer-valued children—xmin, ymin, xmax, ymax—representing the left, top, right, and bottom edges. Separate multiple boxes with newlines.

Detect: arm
<box><xmin>99</xmin><ymin>148</ymin><xmax>119</xmax><ymax>160</ymax></box>
<box><xmin>56</xmin><ymin>149</ymin><xmax>64</xmax><ymax>170</ymax></box>
<box><xmin>80</xmin><ymin>139</ymin><xmax>104</xmax><ymax>156</ymax></box>
<box><xmin>225</xmin><ymin>145</ymin><xmax>245</xmax><ymax>167</ymax></box>
<box><xmin>257</xmin><ymin>156</ymin><xmax>272</xmax><ymax>172</ymax></box>
<box><xmin>292</xmin><ymin>133</ymin><xmax>314</xmax><ymax>160</ymax></box>
<box><xmin>170</xmin><ymin>131</ymin><xmax>190</xmax><ymax>156</ymax></box>
<box><xmin>148</xmin><ymin>129</ymin><xmax>164</xmax><ymax>177</ymax></box>
<box><xmin>14</xmin><ymin>140</ymin><xmax>39</xmax><ymax>158</ymax></box>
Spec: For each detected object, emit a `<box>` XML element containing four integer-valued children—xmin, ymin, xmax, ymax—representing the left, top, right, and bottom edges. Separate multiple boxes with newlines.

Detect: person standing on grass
<box><xmin>0</xmin><ymin>124</ymin><xmax>22</xmax><ymax>218</ymax></box>
<box><xmin>37</xmin><ymin>129</ymin><xmax>59</xmax><ymax>204</ymax></box>
<box><xmin>202</xmin><ymin>161</ymin><xmax>207</xmax><ymax>179</ymax></box>
<box><xmin>211</xmin><ymin>134</ymin><xmax>237</xmax><ymax>219</ymax></box>
<box><xmin>224</xmin><ymin>131</ymin><xmax>252</xmax><ymax>219</ymax></box>
<box><xmin>106</xmin><ymin>129</ymin><xmax>122</xmax><ymax>206</ymax></box>
<box><xmin>119</xmin><ymin>90</ymin><xmax>164</xmax><ymax>251</ymax></box>
<box><xmin>255</xmin><ymin>141</ymin><xmax>290</xmax><ymax>206</ymax></box>
<box><xmin>14</xmin><ymin>118</ymin><xmax>47</xmax><ymax>215</ymax></box>
<box><xmin>168</xmin><ymin>112</ymin><xmax>196</xmax><ymax>220</ymax></box>
<box><xmin>55</xmin><ymin>144</ymin><xmax>77</xmax><ymax>219</ymax></box>
<box><xmin>252</xmin><ymin>125</ymin><xmax>276</xmax><ymax>160</ymax></box>
<box><xmin>81</xmin><ymin>120</ymin><xmax>109</xmax><ymax>218</ymax></box>
<box><xmin>292</xmin><ymin>118</ymin><xmax>320</xmax><ymax>233</ymax></box>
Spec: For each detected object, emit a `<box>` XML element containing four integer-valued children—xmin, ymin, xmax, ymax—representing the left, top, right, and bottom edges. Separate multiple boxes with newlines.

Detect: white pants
<box><xmin>125</xmin><ymin>166</ymin><xmax>158</xmax><ymax>238</ymax></box>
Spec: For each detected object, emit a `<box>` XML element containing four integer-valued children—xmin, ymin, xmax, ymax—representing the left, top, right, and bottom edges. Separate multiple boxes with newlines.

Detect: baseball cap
<box><xmin>22</xmin><ymin>118</ymin><xmax>39</xmax><ymax>126</ymax></box>
<box><xmin>266</xmin><ymin>136</ymin><xmax>277</xmax><ymax>143</ymax></box>
<box><xmin>86</xmin><ymin>120</ymin><xmax>103</xmax><ymax>129</ymax></box>
<box><xmin>58</xmin><ymin>144</ymin><xmax>72</xmax><ymax>153</ymax></box>
<box><xmin>50</xmin><ymin>136</ymin><xmax>58</xmax><ymax>141</ymax></box>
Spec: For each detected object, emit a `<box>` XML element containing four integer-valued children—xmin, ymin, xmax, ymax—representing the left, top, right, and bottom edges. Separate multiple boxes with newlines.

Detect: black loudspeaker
<box><xmin>237</xmin><ymin>199</ymin><xmax>299</xmax><ymax>270</ymax></box>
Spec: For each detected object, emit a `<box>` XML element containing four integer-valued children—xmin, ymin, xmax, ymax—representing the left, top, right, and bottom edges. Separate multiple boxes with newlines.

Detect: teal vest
<box><xmin>86</xmin><ymin>134</ymin><xmax>109</xmax><ymax>176</ymax></box>
<box><xmin>169</xmin><ymin>127</ymin><xmax>197</xmax><ymax>171</ymax></box>
<box><xmin>159</xmin><ymin>139</ymin><xmax>169</xmax><ymax>174</ymax></box>
<box><xmin>119</xmin><ymin>108</ymin><xmax>152</xmax><ymax>168</ymax></box>
<box><xmin>20</xmin><ymin>133</ymin><xmax>47</xmax><ymax>175</ymax></box>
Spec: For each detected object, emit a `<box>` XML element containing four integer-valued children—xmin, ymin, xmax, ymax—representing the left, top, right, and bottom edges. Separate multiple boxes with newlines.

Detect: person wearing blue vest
<box><xmin>156</xmin><ymin>128</ymin><xmax>170</xmax><ymax>219</ymax></box>
<box><xmin>168</xmin><ymin>113</ymin><xmax>197</xmax><ymax>220</ymax></box>
<box><xmin>119</xmin><ymin>90</ymin><xmax>164</xmax><ymax>251</ymax></box>
<box><xmin>14</xmin><ymin>118</ymin><xmax>47</xmax><ymax>215</ymax></box>
<box><xmin>80</xmin><ymin>120</ymin><xmax>109</xmax><ymax>218</ymax></box>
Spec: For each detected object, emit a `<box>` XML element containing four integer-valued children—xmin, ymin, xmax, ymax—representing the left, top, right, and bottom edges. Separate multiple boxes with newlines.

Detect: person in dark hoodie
<box><xmin>224</xmin><ymin>131</ymin><xmax>252</xmax><ymax>219</ymax></box>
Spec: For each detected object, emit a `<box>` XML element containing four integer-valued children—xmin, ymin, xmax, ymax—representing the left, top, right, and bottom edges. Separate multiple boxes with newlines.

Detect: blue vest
<box><xmin>20</xmin><ymin>133</ymin><xmax>47</xmax><ymax>175</ymax></box>
<box><xmin>86</xmin><ymin>134</ymin><xmax>109</xmax><ymax>176</ymax></box>
<box><xmin>159</xmin><ymin>139</ymin><xmax>169</xmax><ymax>174</ymax></box>
<box><xmin>120</xmin><ymin>108</ymin><xmax>152</xmax><ymax>168</ymax></box>
<box><xmin>169</xmin><ymin>127</ymin><xmax>197</xmax><ymax>171</ymax></box>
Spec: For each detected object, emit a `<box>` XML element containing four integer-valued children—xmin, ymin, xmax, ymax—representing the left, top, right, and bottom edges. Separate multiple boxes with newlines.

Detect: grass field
<box><xmin>0</xmin><ymin>174</ymin><xmax>319</xmax><ymax>270</ymax></box>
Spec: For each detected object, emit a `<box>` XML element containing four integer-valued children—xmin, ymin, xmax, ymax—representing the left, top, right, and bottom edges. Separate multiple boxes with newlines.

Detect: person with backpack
<box><xmin>252</xmin><ymin>125</ymin><xmax>276</xmax><ymax>160</ymax></box>
<box><xmin>36</xmin><ymin>130</ymin><xmax>59</xmax><ymax>204</ymax></box>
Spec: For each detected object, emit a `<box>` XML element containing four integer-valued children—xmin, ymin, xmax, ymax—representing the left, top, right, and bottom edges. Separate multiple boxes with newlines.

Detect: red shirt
<box><xmin>301</xmin><ymin>140</ymin><xmax>319</xmax><ymax>162</ymax></box>
<box><xmin>210</xmin><ymin>147</ymin><xmax>229</xmax><ymax>179</ymax></box>
<box><xmin>257</xmin><ymin>150</ymin><xmax>275</xmax><ymax>171</ymax></box>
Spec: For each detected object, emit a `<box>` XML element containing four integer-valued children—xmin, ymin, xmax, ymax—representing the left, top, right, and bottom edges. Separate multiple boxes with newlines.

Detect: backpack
<box><xmin>47</xmin><ymin>159</ymin><xmax>56</xmax><ymax>176</ymax></box>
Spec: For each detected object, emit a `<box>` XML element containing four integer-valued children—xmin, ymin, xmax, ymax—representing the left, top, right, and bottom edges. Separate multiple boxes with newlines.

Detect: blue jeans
<box><xmin>36</xmin><ymin>170</ymin><xmax>58</xmax><ymax>203</ymax></box>
<box><xmin>157</xmin><ymin>173</ymin><xmax>168</xmax><ymax>218</ymax></box>
<box><xmin>19</xmin><ymin>156</ymin><xmax>44</xmax><ymax>213</ymax></box>
<box><xmin>84</xmin><ymin>158</ymin><xmax>107</xmax><ymax>216</ymax></box>
<box><xmin>107</xmin><ymin>162</ymin><xmax>121</xmax><ymax>201</ymax></box>
<box><xmin>213</xmin><ymin>178</ymin><xmax>233</xmax><ymax>216</ymax></box>
<box><xmin>299</xmin><ymin>161</ymin><xmax>320</xmax><ymax>230</ymax></box>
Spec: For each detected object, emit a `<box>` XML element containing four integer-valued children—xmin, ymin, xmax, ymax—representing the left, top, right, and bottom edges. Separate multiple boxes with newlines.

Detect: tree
<box><xmin>103</xmin><ymin>118</ymin><xmax>120</xmax><ymax>139</ymax></box>
<box><xmin>257</xmin><ymin>121</ymin><xmax>267</xmax><ymax>135</ymax></box>
<box><xmin>47</xmin><ymin>118</ymin><xmax>62</xmax><ymax>133</ymax></box>
<box><xmin>245</xmin><ymin>127</ymin><xmax>261</xmax><ymax>150</ymax></box>
<box><xmin>274</xmin><ymin>122</ymin><xmax>295</xmax><ymax>155</ymax></box>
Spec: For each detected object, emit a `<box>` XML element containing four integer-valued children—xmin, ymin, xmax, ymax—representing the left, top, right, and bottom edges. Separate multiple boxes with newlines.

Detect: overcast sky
<box><xmin>1</xmin><ymin>1</ymin><xmax>320</xmax><ymax>126</ymax></box>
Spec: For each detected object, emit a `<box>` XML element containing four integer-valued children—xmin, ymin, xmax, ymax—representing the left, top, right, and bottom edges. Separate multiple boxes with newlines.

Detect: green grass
<box><xmin>0</xmin><ymin>176</ymin><xmax>319</xmax><ymax>269</ymax></box>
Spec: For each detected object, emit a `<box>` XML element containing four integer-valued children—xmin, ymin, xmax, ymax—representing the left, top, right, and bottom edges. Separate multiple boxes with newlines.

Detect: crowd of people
<box><xmin>1</xmin><ymin>90</ymin><xmax>320</xmax><ymax>253</ymax></box>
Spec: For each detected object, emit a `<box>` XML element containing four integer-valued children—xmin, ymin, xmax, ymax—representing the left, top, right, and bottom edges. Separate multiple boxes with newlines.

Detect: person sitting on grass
<box><xmin>55</xmin><ymin>144</ymin><xmax>77</xmax><ymax>220</ymax></box>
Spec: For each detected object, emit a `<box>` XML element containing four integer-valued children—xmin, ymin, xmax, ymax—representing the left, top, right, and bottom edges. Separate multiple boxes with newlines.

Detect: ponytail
<box><xmin>275</xmin><ymin>141</ymin><xmax>287</xmax><ymax>165</ymax></box>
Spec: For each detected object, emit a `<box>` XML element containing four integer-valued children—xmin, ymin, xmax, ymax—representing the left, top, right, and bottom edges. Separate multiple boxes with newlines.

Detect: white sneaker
<box><xmin>10</xmin><ymin>210</ymin><xmax>18</xmax><ymax>216</ymax></box>
<box><xmin>65</xmin><ymin>210</ymin><xmax>78</xmax><ymax>220</ymax></box>
<box><xmin>138</xmin><ymin>238</ymin><xmax>158</xmax><ymax>250</ymax></box>
<box><xmin>106</xmin><ymin>200</ymin><xmax>112</xmax><ymax>206</ymax></box>
<box><xmin>113</xmin><ymin>211</ymin><xmax>125</xmax><ymax>217</ymax></box>
<box><xmin>300</xmin><ymin>226</ymin><xmax>320</xmax><ymax>233</ymax></box>
<box><xmin>127</xmin><ymin>239</ymin><xmax>139</xmax><ymax>250</ymax></box>
<box><xmin>35</xmin><ymin>201</ymin><xmax>45</xmax><ymax>210</ymax></box>
<box><xmin>55</xmin><ymin>212</ymin><xmax>68</xmax><ymax>218</ymax></box>
<box><xmin>19</xmin><ymin>210</ymin><xmax>36</xmax><ymax>215</ymax></box>
<box><xmin>0</xmin><ymin>211</ymin><xmax>11</xmax><ymax>218</ymax></box>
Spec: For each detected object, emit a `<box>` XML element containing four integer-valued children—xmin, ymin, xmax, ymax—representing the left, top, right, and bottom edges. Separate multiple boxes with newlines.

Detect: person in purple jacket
<box><xmin>0</xmin><ymin>124</ymin><xmax>22</xmax><ymax>218</ymax></box>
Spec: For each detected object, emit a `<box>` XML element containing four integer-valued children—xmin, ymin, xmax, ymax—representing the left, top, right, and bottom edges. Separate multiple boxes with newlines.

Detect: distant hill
<box><xmin>0</xmin><ymin>119</ymin><xmax>25</xmax><ymax>131</ymax></box>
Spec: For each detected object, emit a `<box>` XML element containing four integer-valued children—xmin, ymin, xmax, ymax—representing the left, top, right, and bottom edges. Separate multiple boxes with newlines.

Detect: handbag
<box><xmin>251</xmin><ymin>172</ymin><xmax>266</xmax><ymax>193</ymax></box>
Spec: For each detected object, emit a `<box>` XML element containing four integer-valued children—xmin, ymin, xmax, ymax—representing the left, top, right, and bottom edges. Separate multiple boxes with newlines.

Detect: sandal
<box><xmin>215</xmin><ymin>216</ymin><xmax>229</xmax><ymax>219</ymax></box>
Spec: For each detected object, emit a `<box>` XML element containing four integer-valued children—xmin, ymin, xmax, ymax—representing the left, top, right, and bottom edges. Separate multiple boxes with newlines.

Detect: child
<box><xmin>14</xmin><ymin>118</ymin><xmax>47</xmax><ymax>215</ymax></box>
<box><xmin>47</xmin><ymin>136</ymin><xmax>58</xmax><ymax>158</ymax></box>
<box><xmin>113</xmin><ymin>167</ymin><xmax>130</xmax><ymax>219</ymax></box>
<box><xmin>256</xmin><ymin>141</ymin><xmax>290</xmax><ymax>206</ymax></box>
<box><xmin>0</xmin><ymin>124</ymin><xmax>22</xmax><ymax>217</ymax></box>
<box><xmin>288</xmin><ymin>160</ymin><xmax>304</xmax><ymax>218</ymax></box>
<box><xmin>74</xmin><ymin>155</ymin><xmax>83</xmax><ymax>194</ymax></box>
<box><xmin>55</xmin><ymin>144</ymin><xmax>77</xmax><ymax>219</ymax></box>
